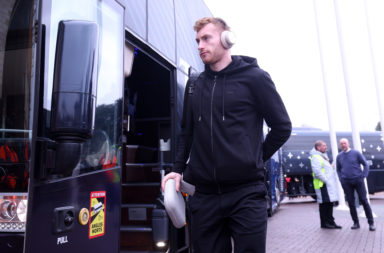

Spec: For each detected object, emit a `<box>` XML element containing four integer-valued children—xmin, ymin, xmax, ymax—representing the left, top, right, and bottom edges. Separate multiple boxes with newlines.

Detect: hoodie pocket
<box><xmin>215</xmin><ymin>134</ymin><xmax>258</xmax><ymax>183</ymax></box>
<box><xmin>244</xmin><ymin>135</ymin><xmax>256</xmax><ymax>165</ymax></box>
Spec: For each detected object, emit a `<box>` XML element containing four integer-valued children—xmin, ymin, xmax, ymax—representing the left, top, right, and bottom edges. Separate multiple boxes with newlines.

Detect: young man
<box><xmin>162</xmin><ymin>17</ymin><xmax>292</xmax><ymax>252</ymax></box>
<box><xmin>310</xmin><ymin>140</ymin><xmax>341</xmax><ymax>229</ymax></box>
<box><xmin>336</xmin><ymin>138</ymin><xmax>375</xmax><ymax>231</ymax></box>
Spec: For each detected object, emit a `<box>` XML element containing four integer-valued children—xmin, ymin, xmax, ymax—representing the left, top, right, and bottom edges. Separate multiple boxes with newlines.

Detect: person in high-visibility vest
<box><xmin>310</xmin><ymin>140</ymin><xmax>342</xmax><ymax>229</ymax></box>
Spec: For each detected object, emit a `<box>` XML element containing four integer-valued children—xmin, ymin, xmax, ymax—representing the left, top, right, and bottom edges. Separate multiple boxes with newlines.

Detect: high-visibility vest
<box><xmin>310</xmin><ymin>154</ymin><xmax>325</xmax><ymax>190</ymax></box>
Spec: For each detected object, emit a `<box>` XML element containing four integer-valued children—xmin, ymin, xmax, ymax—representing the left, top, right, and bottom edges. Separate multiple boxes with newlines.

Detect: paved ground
<box><xmin>267</xmin><ymin>193</ymin><xmax>384</xmax><ymax>253</ymax></box>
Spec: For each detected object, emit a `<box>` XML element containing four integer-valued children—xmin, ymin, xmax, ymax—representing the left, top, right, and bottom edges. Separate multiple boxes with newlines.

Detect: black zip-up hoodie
<box><xmin>173</xmin><ymin>55</ymin><xmax>292</xmax><ymax>193</ymax></box>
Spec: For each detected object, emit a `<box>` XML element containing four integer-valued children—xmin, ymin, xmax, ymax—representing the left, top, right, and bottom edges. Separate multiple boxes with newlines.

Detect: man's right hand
<box><xmin>161</xmin><ymin>172</ymin><xmax>182</xmax><ymax>192</ymax></box>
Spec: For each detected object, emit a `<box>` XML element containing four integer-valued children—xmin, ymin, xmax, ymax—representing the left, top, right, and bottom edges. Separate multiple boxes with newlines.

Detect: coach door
<box><xmin>24</xmin><ymin>0</ymin><xmax>124</xmax><ymax>252</ymax></box>
<box><xmin>119</xmin><ymin>35</ymin><xmax>176</xmax><ymax>251</ymax></box>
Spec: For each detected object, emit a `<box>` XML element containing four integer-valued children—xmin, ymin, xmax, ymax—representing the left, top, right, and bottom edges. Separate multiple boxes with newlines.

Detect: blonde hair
<box><xmin>193</xmin><ymin>17</ymin><xmax>230</xmax><ymax>32</ymax></box>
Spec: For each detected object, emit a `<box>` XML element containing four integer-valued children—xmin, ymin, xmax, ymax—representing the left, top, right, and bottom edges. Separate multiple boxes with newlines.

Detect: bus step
<box><xmin>120</xmin><ymin>225</ymin><xmax>152</xmax><ymax>232</ymax></box>
<box><xmin>121</xmin><ymin>203</ymin><xmax>157</xmax><ymax>209</ymax></box>
<box><xmin>125</xmin><ymin>162</ymin><xmax>173</xmax><ymax>170</ymax></box>
<box><xmin>120</xmin><ymin>251</ymin><xmax>165</xmax><ymax>253</ymax></box>
<box><xmin>125</xmin><ymin>162</ymin><xmax>159</xmax><ymax>168</ymax></box>
<box><xmin>122</xmin><ymin>182</ymin><xmax>160</xmax><ymax>187</ymax></box>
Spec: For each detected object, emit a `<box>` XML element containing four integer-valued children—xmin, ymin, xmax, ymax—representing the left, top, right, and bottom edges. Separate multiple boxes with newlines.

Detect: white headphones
<box><xmin>221</xmin><ymin>30</ymin><xmax>236</xmax><ymax>49</ymax></box>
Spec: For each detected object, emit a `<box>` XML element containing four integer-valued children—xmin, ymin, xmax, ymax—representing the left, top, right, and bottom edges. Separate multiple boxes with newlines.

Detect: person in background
<box><xmin>310</xmin><ymin>140</ymin><xmax>342</xmax><ymax>229</ymax></box>
<box><xmin>336</xmin><ymin>138</ymin><xmax>375</xmax><ymax>231</ymax></box>
<box><xmin>161</xmin><ymin>17</ymin><xmax>291</xmax><ymax>253</ymax></box>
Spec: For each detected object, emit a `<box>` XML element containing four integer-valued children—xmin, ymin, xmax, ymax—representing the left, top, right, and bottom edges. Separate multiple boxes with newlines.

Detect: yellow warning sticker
<box><xmin>89</xmin><ymin>191</ymin><xmax>106</xmax><ymax>239</ymax></box>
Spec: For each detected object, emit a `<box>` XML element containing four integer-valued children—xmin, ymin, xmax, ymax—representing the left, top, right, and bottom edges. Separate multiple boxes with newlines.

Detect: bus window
<box><xmin>0</xmin><ymin>0</ymin><xmax>35</xmax><ymax>233</ymax></box>
<box><xmin>40</xmin><ymin>0</ymin><xmax>124</xmax><ymax>176</ymax></box>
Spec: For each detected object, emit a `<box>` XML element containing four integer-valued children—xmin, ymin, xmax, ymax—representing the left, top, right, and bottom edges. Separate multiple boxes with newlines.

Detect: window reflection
<box><xmin>0</xmin><ymin>0</ymin><xmax>34</xmax><ymax>191</ymax></box>
<box><xmin>43</xmin><ymin>0</ymin><xmax>123</xmax><ymax>174</ymax></box>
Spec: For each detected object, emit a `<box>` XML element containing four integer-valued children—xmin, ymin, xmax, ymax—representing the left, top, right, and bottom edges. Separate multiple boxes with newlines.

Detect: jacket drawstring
<box><xmin>198</xmin><ymin>82</ymin><xmax>202</xmax><ymax>121</ymax></box>
<box><xmin>222</xmin><ymin>75</ymin><xmax>226</xmax><ymax>121</ymax></box>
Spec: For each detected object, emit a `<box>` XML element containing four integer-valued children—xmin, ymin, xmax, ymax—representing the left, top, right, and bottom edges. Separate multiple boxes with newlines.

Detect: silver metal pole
<box><xmin>333</xmin><ymin>0</ymin><xmax>376</xmax><ymax>216</ymax></box>
<box><xmin>313</xmin><ymin>0</ymin><xmax>347</xmax><ymax>209</ymax></box>
<box><xmin>363</xmin><ymin>0</ymin><xmax>384</xmax><ymax>142</ymax></box>
<box><xmin>333</xmin><ymin>0</ymin><xmax>362</xmax><ymax>152</ymax></box>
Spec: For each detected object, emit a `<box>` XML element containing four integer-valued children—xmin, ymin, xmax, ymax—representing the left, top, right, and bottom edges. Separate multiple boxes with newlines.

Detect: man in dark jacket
<box><xmin>161</xmin><ymin>17</ymin><xmax>292</xmax><ymax>253</ymax></box>
<box><xmin>336</xmin><ymin>138</ymin><xmax>375</xmax><ymax>231</ymax></box>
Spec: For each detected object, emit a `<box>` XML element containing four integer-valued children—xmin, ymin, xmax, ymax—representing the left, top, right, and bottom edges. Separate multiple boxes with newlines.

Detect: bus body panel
<box><xmin>123</xmin><ymin>0</ymin><xmax>211</xmax><ymax>72</ymax></box>
<box><xmin>26</xmin><ymin>168</ymin><xmax>121</xmax><ymax>253</ymax></box>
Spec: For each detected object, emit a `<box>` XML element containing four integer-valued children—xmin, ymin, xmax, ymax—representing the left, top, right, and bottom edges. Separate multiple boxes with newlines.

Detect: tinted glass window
<box><xmin>0</xmin><ymin>0</ymin><xmax>34</xmax><ymax>192</ymax></box>
<box><xmin>40</xmin><ymin>0</ymin><xmax>123</xmax><ymax>175</ymax></box>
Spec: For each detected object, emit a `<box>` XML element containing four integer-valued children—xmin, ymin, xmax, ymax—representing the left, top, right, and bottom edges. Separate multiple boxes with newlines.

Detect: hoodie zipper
<box><xmin>210</xmin><ymin>76</ymin><xmax>216</xmax><ymax>154</ymax></box>
<box><xmin>210</xmin><ymin>75</ymin><xmax>221</xmax><ymax>193</ymax></box>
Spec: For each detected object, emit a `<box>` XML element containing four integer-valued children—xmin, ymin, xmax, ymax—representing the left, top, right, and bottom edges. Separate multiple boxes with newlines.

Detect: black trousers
<box><xmin>319</xmin><ymin>184</ymin><xmax>335</xmax><ymax>226</ymax></box>
<box><xmin>341</xmin><ymin>178</ymin><xmax>374</xmax><ymax>225</ymax></box>
<box><xmin>188</xmin><ymin>184</ymin><xmax>267</xmax><ymax>253</ymax></box>
<box><xmin>319</xmin><ymin>202</ymin><xmax>335</xmax><ymax>226</ymax></box>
